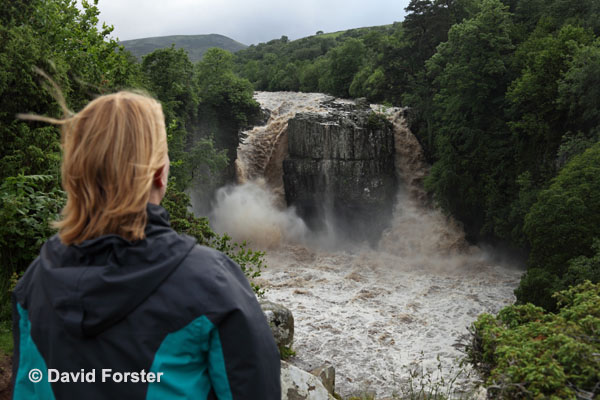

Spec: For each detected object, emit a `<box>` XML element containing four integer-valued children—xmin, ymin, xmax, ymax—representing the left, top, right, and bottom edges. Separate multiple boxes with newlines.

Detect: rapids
<box><xmin>211</xmin><ymin>92</ymin><xmax>523</xmax><ymax>397</ymax></box>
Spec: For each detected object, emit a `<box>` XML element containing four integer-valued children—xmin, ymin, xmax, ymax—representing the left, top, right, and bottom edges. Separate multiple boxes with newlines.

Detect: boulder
<box><xmin>260</xmin><ymin>300</ymin><xmax>294</xmax><ymax>350</ymax></box>
<box><xmin>281</xmin><ymin>361</ymin><xmax>336</xmax><ymax>400</ymax></box>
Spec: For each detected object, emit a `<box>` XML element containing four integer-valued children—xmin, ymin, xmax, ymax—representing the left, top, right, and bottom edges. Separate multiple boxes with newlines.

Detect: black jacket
<box><xmin>12</xmin><ymin>203</ymin><xmax>281</xmax><ymax>399</ymax></box>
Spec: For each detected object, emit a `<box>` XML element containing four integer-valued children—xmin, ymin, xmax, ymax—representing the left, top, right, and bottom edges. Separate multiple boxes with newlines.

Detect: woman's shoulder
<box><xmin>172</xmin><ymin>243</ymin><xmax>255</xmax><ymax>298</ymax></box>
<box><xmin>178</xmin><ymin>244</ymin><xmax>244</xmax><ymax>280</ymax></box>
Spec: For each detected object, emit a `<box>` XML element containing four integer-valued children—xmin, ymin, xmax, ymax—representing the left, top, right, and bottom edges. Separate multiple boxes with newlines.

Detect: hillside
<box><xmin>120</xmin><ymin>34</ymin><xmax>247</xmax><ymax>62</ymax></box>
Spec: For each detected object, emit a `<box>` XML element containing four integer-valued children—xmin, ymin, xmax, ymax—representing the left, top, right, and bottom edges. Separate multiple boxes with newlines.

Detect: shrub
<box><xmin>0</xmin><ymin>175</ymin><xmax>65</xmax><ymax>321</ymax></box>
<box><xmin>469</xmin><ymin>281</ymin><xmax>600</xmax><ymax>399</ymax></box>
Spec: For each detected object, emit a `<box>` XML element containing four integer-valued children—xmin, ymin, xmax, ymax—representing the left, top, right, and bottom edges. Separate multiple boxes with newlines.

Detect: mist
<box><xmin>210</xmin><ymin>180</ymin><xmax>308</xmax><ymax>248</ymax></box>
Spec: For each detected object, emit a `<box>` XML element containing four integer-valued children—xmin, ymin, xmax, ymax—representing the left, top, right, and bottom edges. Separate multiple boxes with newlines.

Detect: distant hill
<box><xmin>120</xmin><ymin>34</ymin><xmax>247</xmax><ymax>63</ymax></box>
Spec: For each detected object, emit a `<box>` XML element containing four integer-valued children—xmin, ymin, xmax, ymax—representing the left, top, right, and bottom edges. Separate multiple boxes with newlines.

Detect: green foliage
<box><xmin>141</xmin><ymin>46</ymin><xmax>198</xmax><ymax>129</ymax></box>
<box><xmin>562</xmin><ymin>239</ymin><xmax>600</xmax><ymax>287</ymax></box>
<box><xmin>366</xmin><ymin>112</ymin><xmax>389</xmax><ymax>131</ymax></box>
<box><xmin>555</xmin><ymin>39</ymin><xmax>600</xmax><ymax>167</ymax></box>
<box><xmin>507</xmin><ymin>24</ymin><xmax>593</xmax><ymax>182</ymax></box>
<box><xmin>0</xmin><ymin>175</ymin><xmax>64</xmax><ymax>272</ymax></box>
<box><xmin>0</xmin><ymin>320</ymin><xmax>12</xmax><ymax>356</ymax></box>
<box><xmin>319</xmin><ymin>38</ymin><xmax>366</xmax><ymax>98</ymax></box>
<box><xmin>403</xmin><ymin>0</ymin><xmax>473</xmax><ymax>64</ymax></box>
<box><xmin>469</xmin><ymin>281</ymin><xmax>600</xmax><ymax>399</ymax></box>
<box><xmin>278</xmin><ymin>346</ymin><xmax>296</xmax><ymax>360</ymax></box>
<box><xmin>234</xmin><ymin>25</ymin><xmax>394</xmax><ymax>99</ymax></box>
<box><xmin>196</xmin><ymin>48</ymin><xmax>259</xmax><ymax>126</ymax></box>
<box><xmin>557</xmin><ymin>39</ymin><xmax>600</xmax><ymax>132</ymax></box>
<box><xmin>517</xmin><ymin>141</ymin><xmax>600</xmax><ymax>309</ymax></box>
<box><xmin>184</xmin><ymin>138</ymin><xmax>229</xmax><ymax>188</ymax></box>
<box><xmin>556</xmin><ymin>131</ymin><xmax>600</xmax><ymax>170</ymax></box>
<box><xmin>424</xmin><ymin>0</ymin><xmax>516</xmax><ymax>239</ymax></box>
<box><xmin>0</xmin><ymin>175</ymin><xmax>65</xmax><ymax>321</ymax></box>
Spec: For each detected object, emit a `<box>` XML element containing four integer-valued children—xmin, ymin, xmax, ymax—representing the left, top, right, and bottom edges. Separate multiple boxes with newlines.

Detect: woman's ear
<box><xmin>153</xmin><ymin>166</ymin><xmax>166</xmax><ymax>188</ymax></box>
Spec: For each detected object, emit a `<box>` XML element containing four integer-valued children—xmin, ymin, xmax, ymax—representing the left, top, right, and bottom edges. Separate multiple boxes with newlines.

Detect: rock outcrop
<box><xmin>281</xmin><ymin>361</ymin><xmax>336</xmax><ymax>400</ymax></box>
<box><xmin>260</xmin><ymin>300</ymin><xmax>294</xmax><ymax>351</ymax></box>
<box><xmin>283</xmin><ymin>104</ymin><xmax>397</xmax><ymax>243</ymax></box>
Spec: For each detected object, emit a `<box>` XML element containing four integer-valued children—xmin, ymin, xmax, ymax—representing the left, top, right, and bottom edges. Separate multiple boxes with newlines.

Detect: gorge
<box><xmin>209</xmin><ymin>92</ymin><xmax>523</xmax><ymax>397</ymax></box>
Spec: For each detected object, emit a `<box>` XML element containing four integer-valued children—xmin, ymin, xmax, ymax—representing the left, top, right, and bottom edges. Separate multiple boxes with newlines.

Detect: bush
<box><xmin>0</xmin><ymin>174</ymin><xmax>65</xmax><ymax>321</ymax></box>
<box><xmin>469</xmin><ymin>281</ymin><xmax>600</xmax><ymax>399</ymax></box>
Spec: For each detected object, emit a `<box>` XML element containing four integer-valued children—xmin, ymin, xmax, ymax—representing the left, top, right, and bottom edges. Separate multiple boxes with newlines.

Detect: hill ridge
<box><xmin>120</xmin><ymin>33</ymin><xmax>247</xmax><ymax>63</ymax></box>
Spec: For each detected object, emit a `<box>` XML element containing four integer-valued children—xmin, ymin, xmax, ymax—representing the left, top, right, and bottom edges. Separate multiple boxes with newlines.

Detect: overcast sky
<box><xmin>92</xmin><ymin>0</ymin><xmax>410</xmax><ymax>45</ymax></box>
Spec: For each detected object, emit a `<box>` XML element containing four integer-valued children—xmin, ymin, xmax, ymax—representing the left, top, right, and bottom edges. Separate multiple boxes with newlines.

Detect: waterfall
<box><xmin>210</xmin><ymin>92</ymin><xmax>522</xmax><ymax>398</ymax></box>
<box><xmin>235</xmin><ymin>92</ymin><xmax>331</xmax><ymax>198</ymax></box>
<box><xmin>376</xmin><ymin>107</ymin><xmax>471</xmax><ymax>261</ymax></box>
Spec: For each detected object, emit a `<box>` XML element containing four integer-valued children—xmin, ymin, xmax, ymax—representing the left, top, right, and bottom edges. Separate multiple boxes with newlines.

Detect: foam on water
<box><xmin>259</xmin><ymin>246</ymin><xmax>521</xmax><ymax>397</ymax></box>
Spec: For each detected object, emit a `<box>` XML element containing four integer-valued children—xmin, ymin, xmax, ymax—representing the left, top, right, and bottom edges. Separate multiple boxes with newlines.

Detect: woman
<box><xmin>12</xmin><ymin>91</ymin><xmax>281</xmax><ymax>399</ymax></box>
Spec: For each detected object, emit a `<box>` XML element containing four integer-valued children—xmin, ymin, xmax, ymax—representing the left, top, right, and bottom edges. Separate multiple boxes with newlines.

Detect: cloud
<box><xmin>93</xmin><ymin>0</ymin><xmax>408</xmax><ymax>44</ymax></box>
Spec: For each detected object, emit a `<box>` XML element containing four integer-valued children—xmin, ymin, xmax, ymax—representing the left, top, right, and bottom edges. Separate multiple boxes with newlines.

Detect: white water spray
<box><xmin>211</xmin><ymin>180</ymin><xmax>308</xmax><ymax>248</ymax></box>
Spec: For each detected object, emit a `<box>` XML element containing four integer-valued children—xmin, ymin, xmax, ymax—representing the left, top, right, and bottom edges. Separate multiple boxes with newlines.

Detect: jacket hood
<box><xmin>22</xmin><ymin>203</ymin><xmax>196</xmax><ymax>338</ymax></box>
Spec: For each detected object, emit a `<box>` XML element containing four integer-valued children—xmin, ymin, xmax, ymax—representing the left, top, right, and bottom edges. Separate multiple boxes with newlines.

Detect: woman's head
<box><xmin>26</xmin><ymin>91</ymin><xmax>169</xmax><ymax>244</ymax></box>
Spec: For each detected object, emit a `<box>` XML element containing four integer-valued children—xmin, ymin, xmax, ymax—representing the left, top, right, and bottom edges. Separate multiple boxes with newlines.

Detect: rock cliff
<box><xmin>283</xmin><ymin>104</ymin><xmax>397</xmax><ymax>244</ymax></box>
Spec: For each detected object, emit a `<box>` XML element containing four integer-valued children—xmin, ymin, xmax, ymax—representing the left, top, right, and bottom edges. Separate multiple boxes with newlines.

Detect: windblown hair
<box><xmin>20</xmin><ymin>90</ymin><xmax>168</xmax><ymax>244</ymax></box>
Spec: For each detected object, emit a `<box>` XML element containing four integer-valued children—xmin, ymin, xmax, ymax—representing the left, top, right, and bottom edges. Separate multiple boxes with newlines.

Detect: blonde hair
<box><xmin>20</xmin><ymin>90</ymin><xmax>168</xmax><ymax>244</ymax></box>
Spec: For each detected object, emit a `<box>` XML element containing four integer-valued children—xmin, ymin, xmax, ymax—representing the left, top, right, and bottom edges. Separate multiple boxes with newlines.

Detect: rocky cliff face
<box><xmin>283</xmin><ymin>103</ymin><xmax>397</xmax><ymax>244</ymax></box>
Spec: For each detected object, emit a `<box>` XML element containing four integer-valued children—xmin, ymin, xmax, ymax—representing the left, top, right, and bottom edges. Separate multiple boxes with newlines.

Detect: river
<box><xmin>211</xmin><ymin>92</ymin><xmax>523</xmax><ymax>398</ymax></box>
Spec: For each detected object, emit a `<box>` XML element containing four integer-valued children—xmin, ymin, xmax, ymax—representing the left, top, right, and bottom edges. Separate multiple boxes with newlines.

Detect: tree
<box><xmin>269</xmin><ymin>62</ymin><xmax>300</xmax><ymax>91</ymax></box>
<box><xmin>506</xmin><ymin>25</ymin><xmax>593</xmax><ymax>182</ymax></box>
<box><xmin>424</xmin><ymin>0</ymin><xmax>515</xmax><ymax>239</ymax></box>
<box><xmin>517</xmin><ymin>141</ymin><xmax>600</xmax><ymax>309</ymax></box>
<box><xmin>319</xmin><ymin>38</ymin><xmax>366</xmax><ymax>97</ymax></box>
<box><xmin>196</xmin><ymin>48</ymin><xmax>258</xmax><ymax>126</ymax></box>
<box><xmin>141</xmin><ymin>46</ymin><xmax>199</xmax><ymax>189</ymax></box>
<box><xmin>403</xmin><ymin>0</ymin><xmax>472</xmax><ymax>65</ymax></box>
<box><xmin>556</xmin><ymin>39</ymin><xmax>600</xmax><ymax>164</ymax></box>
<box><xmin>0</xmin><ymin>0</ymin><xmax>141</xmax><ymax>322</ymax></box>
<box><xmin>142</xmin><ymin>46</ymin><xmax>198</xmax><ymax>127</ymax></box>
<box><xmin>0</xmin><ymin>0</ymin><xmax>139</xmax><ymax>180</ymax></box>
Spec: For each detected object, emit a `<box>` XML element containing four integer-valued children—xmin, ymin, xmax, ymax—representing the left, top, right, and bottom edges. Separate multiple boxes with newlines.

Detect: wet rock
<box><xmin>310</xmin><ymin>364</ymin><xmax>336</xmax><ymax>395</ymax></box>
<box><xmin>283</xmin><ymin>109</ymin><xmax>396</xmax><ymax>244</ymax></box>
<box><xmin>260</xmin><ymin>300</ymin><xmax>294</xmax><ymax>349</ymax></box>
<box><xmin>281</xmin><ymin>361</ymin><xmax>336</xmax><ymax>400</ymax></box>
<box><xmin>345</xmin><ymin>389</ymin><xmax>377</xmax><ymax>399</ymax></box>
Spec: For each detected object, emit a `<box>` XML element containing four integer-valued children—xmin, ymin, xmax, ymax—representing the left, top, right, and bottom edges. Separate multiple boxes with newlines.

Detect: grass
<box><xmin>279</xmin><ymin>345</ymin><xmax>296</xmax><ymax>360</ymax></box>
<box><xmin>0</xmin><ymin>320</ymin><xmax>12</xmax><ymax>356</ymax></box>
<box><xmin>340</xmin><ymin>354</ymin><xmax>485</xmax><ymax>400</ymax></box>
